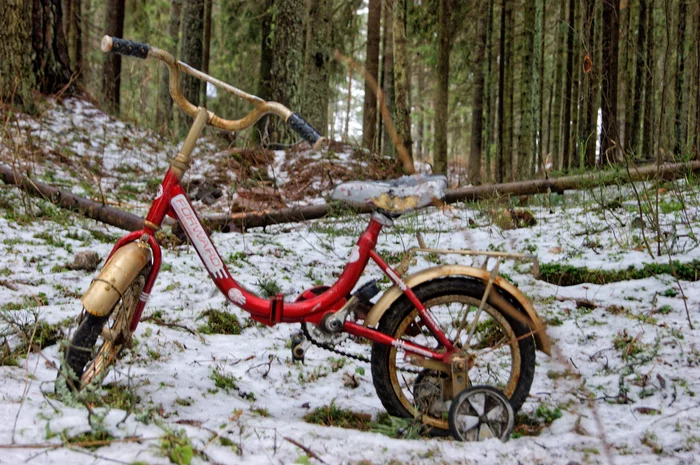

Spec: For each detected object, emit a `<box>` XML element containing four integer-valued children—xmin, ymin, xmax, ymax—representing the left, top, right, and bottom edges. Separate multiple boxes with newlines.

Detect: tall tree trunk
<box><xmin>694</xmin><ymin>2</ymin><xmax>700</xmax><ymax>159</ymax></box>
<box><xmin>434</xmin><ymin>0</ymin><xmax>451</xmax><ymax>175</ymax></box>
<box><xmin>504</xmin><ymin>0</ymin><xmax>515</xmax><ymax>180</ymax></box>
<box><xmin>381</xmin><ymin>0</ymin><xmax>395</xmax><ymax>157</ymax></box>
<box><xmin>362</xmin><ymin>0</ymin><xmax>381</xmax><ymax>150</ymax></box>
<box><xmin>393</xmin><ymin>0</ymin><xmax>413</xmax><ymax>168</ymax></box>
<box><xmin>497</xmin><ymin>0</ymin><xmax>507</xmax><ymax>183</ymax></box>
<box><xmin>518</xmin><ymin>0</ymin><xmax>535</xmax><ymax>179</ymax></box>
<box><xmin>180</xmin><ymin>0</ymin><xmax>204</xmax><ymax>129</ymax></box>
<box><xmin>66</xmin><ymin>0</ymin><xmax>81</xmax><ymax>82</ymax></box>
<box><xmin>629</xmin><ymin>0</ymin><xmax>647</xmax><ymax>156</ymax></box>
<box><xmin>200</xmin><ymin>0</ymin><xmax>212</xmax><ymax>106</ymax></box>
<box><xmin>562</xmin><ymin>0</ymin><xmax>576</xmax><ymax>170</ymax></box>
<box><xmin>484</xmin><ymin>0</ymin><xmax>495</xmax><ymax>181</ymax></box>
<box><xmin>156</xmin><ymin>0</ymin><xmax>182</xmax><ymax>132</ymax></box>
<box><xmin>254</xmin><ymin>0</ymin><xmax>274</xmax><ymax>143</ymax></box>
<box><xmin>620</xmin><ymin>0</ymin><xmax>632</xmax><ymax>150</ymax></box>
<box><xmin>583</xmin><ymin>0</ymin><xmax>598</xmax><ymax>167</ymax></box>
<box><xmin>270</xmin><ymin>0</ymin><xmax>304</xmax><ymax>143</ymax></box>
<box><xmin>415</xmin><ymin>61</ymin><xmax>425</xmax><ymax>160</ymax></box>
<box><xmin>675</xmin><ymin>0</ymin><xmax>688</xmax><ymax>155</ymax></box>
<box><xmin>550</xmin><ymin>0</ymin><xmax>567</xmax><ymax>170</ymax></box>
<box><xmin>469</xmin><ymin>1</ymin><xmax>489</xmax><ymax>185</ymax></box>
<box><xmin>570</xmin><ymin>0</ymin><xmax>582</xmax><ymax>168</ymax></box>
<box><xmin>0</xmin><ymin>0</ymin><xmax>35</xmax><ymax>110</ymax></box>
<box><xmin>600</xmin><ymin>0</ymin><xmax>620</xmax><ymax>165</ymax></box>
<box><xmin>103</xmin><ymin>0</ymin><xmax>125</xmax><ymax>114</ymax></box>
<box><xmin>302</xmin><ymin>0</ymin><xmax>331</xmax><ymax>135</ymax></box>
<box><xmin>642</xmin><ymin>0</ymin><xmax>655</xmax><ymax>159</ymax></box>
<box><xmin>534</xmin><ymin>0</ymin><xmax>544</xmax><ymax>176</ymax></box>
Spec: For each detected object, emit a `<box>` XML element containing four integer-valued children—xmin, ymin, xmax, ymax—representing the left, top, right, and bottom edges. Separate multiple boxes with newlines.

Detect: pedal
<box><xmin>291</xmin><ymin>332</ymin><xmax>310</xmax><ymax>363</ymax></box>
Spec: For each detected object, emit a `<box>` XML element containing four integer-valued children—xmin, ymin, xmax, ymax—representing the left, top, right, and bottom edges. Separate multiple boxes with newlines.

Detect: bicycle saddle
<box><xmin>331</xmin><ymin>175</ymin><xmax>447</xmax><ymax>214</ymax></box>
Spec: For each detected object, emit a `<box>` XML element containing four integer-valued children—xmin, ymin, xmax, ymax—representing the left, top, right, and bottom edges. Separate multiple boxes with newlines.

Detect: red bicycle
<box><xmin>58</xmin><ymin>36</ymin><xmax>551</xmax><ymax>440</ymax></box>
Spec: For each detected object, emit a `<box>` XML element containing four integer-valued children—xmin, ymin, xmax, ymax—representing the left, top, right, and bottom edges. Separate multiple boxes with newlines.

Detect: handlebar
<box><xmin>100</xmin><ymin>35</ymin><xmax>324</xmax><ymax>146</ymax></box>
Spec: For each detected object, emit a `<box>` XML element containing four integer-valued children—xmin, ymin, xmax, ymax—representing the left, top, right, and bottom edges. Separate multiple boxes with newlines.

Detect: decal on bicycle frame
<box><xmin>392</xmin><ymin>340</ymin><xmax>434</xmax><ymax>358</ymax></box>
<box><xmin>171</xmin><ymin>194</ymin><xmax>228</xmax><ymax>279</ymax></box>
<box><xmin>228</xmin><ymin>288</ymin><xmax>246</xmax><ymax>305</ymax></box>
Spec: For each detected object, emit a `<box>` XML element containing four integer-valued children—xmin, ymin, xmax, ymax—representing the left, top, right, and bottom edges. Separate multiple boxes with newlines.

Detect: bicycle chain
<box><xmin>302</xmin><ymin>323</ymin><xmax>423</xmax><ymax>374</ymax></box>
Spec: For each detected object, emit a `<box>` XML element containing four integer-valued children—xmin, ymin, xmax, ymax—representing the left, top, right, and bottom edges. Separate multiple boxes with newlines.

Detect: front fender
<box><xmin>364</xmin><ymin>265</ymin><xmax>551</xmax><ymax>355</ymax></box>
<box><xmin>81</xmin><ymin>242</ymin><xmax>152</xmax><ymax>317</ymax></box>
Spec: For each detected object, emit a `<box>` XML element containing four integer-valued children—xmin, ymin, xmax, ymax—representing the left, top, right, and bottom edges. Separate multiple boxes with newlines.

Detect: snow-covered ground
<box><xmin>1</xmin><ymin>98</ymin><xmax>699</xmax><ymax>464</ymax></box>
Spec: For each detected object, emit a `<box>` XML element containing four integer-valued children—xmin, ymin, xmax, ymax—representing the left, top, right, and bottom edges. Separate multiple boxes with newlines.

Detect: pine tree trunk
<box><xmin>675</xmin><ymin>0</ymin><xmax>688</xmax><ymax>155</ymax></box>
<box><xmin>620</xmin><ymin>0</ymin><xmax>632</xmax><ymax>150</ymax></box>
<box><xmin>484</xmin><ymin>0</ymin><xmax>495</xmax><ymax>181</ymax></box>
<box><xmin>562</xmin><ymin>0</ymin><xmax>576</xmax><ymax>170</ymax></box>
<box><xmin>415</xmin><ymin>62</ymin><xmax>425</xmax><ymax>160</ymax></box>
<box><xmin>393</xmin><ymin>0</ymin><xmax>413</xmax><ymax>168</ymax></box>
<box><xmin>362</xmin><ymin>0</ymin><xmax>381</xmax><ymax>150</ymax></box>
<box><xmin>254</xmin><ymin>0</ymin><xmax>274</xmax><ymax>143</ymax></box>
<box><xmin>642</xmin><ymin>0</ymin><xmax>655</xmax><ymax>159</ymax></box>
<box><xmin>534</xmin><ymin>0</ymin><xmax>544</xmax><ymax>176</ymax></box>
<box><xmin>517</xmin><ymin>0</ymin><xmax>535</xmax><ymax>179</ymax></box>
<box><xmin>66</xmin><ymin>0</ymin><xmax>81</xmax><ymax>82</ymax></box>
<box><xmin>694</xmin><ymin>2</ymin><xmax>700</xmax><ymax>159</ymax></box>
<box><xmin>550</xmin><ymin>0</ymin><xmax>567</xmax><ymax>170</ymax></box>
<box><xmin>200</xmin><ymin>0</ymin><xmax>212</xmax><ymax>106</ymax></box>
<box><xmin>570</xmin><ymin>0</ymin><xmax>581</xmax><ymax>168</ymax></box>
<box><xmin>381</xmin><ymin>0</ymin><xmax>395</xmax><ymax>157</ymax></box>
<box><xmin>103</xmin><ymin>0</ymin><xmax>125</xmax><ymax>114</ymax></box>
<box><xmin>434</xmin><ymin>0</ymin><xmax>451</xmax><ymax>175</ymax></box>
<box><xmin>156</xmin><ymin>0</ymin><xmax>182</xmax><ymax>132</ymax></box>
<box><xmin>601</xmin><ymin>0</ymin><xmax>620</xmax><ymax>165</ymax></box>
<box><xmin>583</xmin><ymin>0</ymin><xmax>598</xmax><ymax>167</ymax></box>
<box><xmin>497</xmin><ymin>0</ymin><xmax>507</xmax><ymax>183</ymax></box>
<box><xmin>302</xmin><ymin>0</ymin><xmax>331</xmax><ymax>135</ymax></box>
<box><xmin>629</xmin><ymin>0</ymin><xmax>647</xmax><ymax>156</ymax></box>
<box><xmin>180</xmin><ymin>0</ymin><xmax>204</xmax><ymax>129</ymax></box>
<box><xmin>469</xmin><ymin>1</ymin><xmax>488</xmax><ymax>185</ymax></box>
<box><xmin>270</xmin><ymin>0</ymin><xmax>304</xmax><ymax>143</ymax></box>
<box><xmin>0</xmin><ymin>0</ymin><xmax>35</xmax><ymax>110</ymax></box>
<box><xmin>504</xmin><ymin>1</ymin><xmax>515</xmax><ymax>181</ymax></box>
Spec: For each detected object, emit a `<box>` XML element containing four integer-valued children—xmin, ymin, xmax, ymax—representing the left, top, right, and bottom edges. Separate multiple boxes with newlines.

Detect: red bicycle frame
<box><xmin>105</xmin><ymin>166</ymin><xmax>456</xmax><ymax>364</ymax></box>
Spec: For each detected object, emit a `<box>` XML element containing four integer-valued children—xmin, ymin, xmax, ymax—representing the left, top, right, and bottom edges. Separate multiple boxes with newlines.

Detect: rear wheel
<box><xmin>59</xmin><ymin>264</ymin><xmax>151</xmax><ymax>391</ymax></box>
<box><xmin>370</xmin><ymin>278</ymin><xmax>536</xmax><ymax>433</ymax></box>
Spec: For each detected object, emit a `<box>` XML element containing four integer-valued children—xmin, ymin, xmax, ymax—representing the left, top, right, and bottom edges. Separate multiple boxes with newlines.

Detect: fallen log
<box><xmin>0</xmin><ymin>164</ymin><xmax>145</xmax><ymax>231</ymax></box>
<box><xmin>211</xmin><ymin>161</ymin><xmax>700</xmax><ymax>231</ymax></box>
<box><xmin>2</xmin><ymin>161</ymin><xmax>700</xmax><ymax>233</ymax></box>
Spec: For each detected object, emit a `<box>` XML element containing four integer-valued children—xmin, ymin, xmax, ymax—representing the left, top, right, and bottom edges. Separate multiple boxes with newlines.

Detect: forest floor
<box><xmin>1</xmin><ymin>97</ymin><xmax>699</xmax><ymax>465</ymax></box>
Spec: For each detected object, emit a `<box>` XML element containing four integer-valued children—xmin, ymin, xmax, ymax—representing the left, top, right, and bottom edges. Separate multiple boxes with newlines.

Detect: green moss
<box><xmin>303</xmin><ymin>400</ymin><xmax>372</xmax><ymax>431</ymax></box>
<box><xmin>539</xmin><ymin>260</ymin><xmax>700</xmax><ymax>286</ymax></box>
<box><xmin>197</xmin><ymin>309</ymin><xmax>241</xmax><ymax>335</ymax></box>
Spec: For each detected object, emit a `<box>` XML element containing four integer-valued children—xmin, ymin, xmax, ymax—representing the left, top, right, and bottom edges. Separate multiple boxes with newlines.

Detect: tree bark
<box><xmin>270</xmin><ymin>0</ymin><xmax>305</xmax><ymax>143</ymax></box>
<box><xmin>200</xmin><ymin>0</ymin><xmax>212</xmax><ymax>106</ymax></box>
<box><xmin>393</xmin><ymin>0</ymin><xmax>413</xmax><ymax>168</ymax></box>
<box><xmin>362</xmin><ymin>0</ymin><xmax>381</xmax><ymax>150</ymax></box>
<box><xmin>583</xmin><ymin>0</ymin><xmax>597</xmax><ymax>167</ymax></box>
<box><xmin>518</xmin><ymin>0</ymin><xmax>535</xmax><ymax>179</ymax></box>
<box><xmin>484</xmin><ymin>0</ymin><xmax>495</xmax><ymax>182</ymax></box>
<box><xmin>469</xmin><ymin>1</ymin><xmax>488</xmax><ymax>185</ymax></box>
<box><xmin>102</xmin><ymin>0</ymin><xmax>125</xmax><ymax>114</ymax></box>
<box><xmin>504</xmin><ymin>1</ymin><xmax>515</xmax><ymax>180</ymax></box>
<box><xmin>302</xmin><ymin>0</ymin><xmax>331</xmax><ymax>136</ymax></box>
<box><xmin>254</xmin><ymin>0</ymin><xmax>275</xmax><ymax>143</ymax></box>
<box><xmin>156</xmin><ymin>0</ymin><xmax>182</xmax><ymax>132</ymax></box>
<box><xmin>415</xmin><ymin>61</ymin><xmax>425</xmax><ymax>160</ymax></box>
<box><xmin>550</xmin><ymin>0</ymin><xmax>567</xmax><ymax>170</ymax></box>
<box><xmin>66</xmin><ymin>0</ymin><xmax>81</xmax><ymax>82</ymax></box>
<box><xmin>675</xmin><ymin>0</ymin><xmax>688</xmax><ymax>155</ymax></box>
<box><xmin>433</xmin><ymin>0</ymin><xmax>451</xmax><ymax>175</ymax></box>
<box><xmin>179</xmin><ymin>0</ymin><xmax>204</xmax><ymax>129</ymax></box>
<box><xmin>562</xmin><ymin>0</ymin><xmax>576</xmax><ymax>170</ymax></box>
<box><xmin>629</xmin><ymin>0</ymin><xmax>647</xmax><ymax>156</ymax></box>
<box><xmin>381</xmin><ymin>0</ymin><xmax>395</xmax><ymax>158</ymax></box>
<box><xmin>642</xmin><ymin>0</ymin><xmax>655</xmax><ymax>159</ymax></box>
<box><xmin>497</xmin><ymin>0</ymin><xmax>507</xmax><ymax>183</ymax></box>
<box><xmin>600</xmin><ymin>0</ymin><xmax>620</xmax><ymax>165</ymax></box>
<box><xmin>0</xmin><ymin>0</ymin><xmax>35</xmax><ymax>110</ymax></box>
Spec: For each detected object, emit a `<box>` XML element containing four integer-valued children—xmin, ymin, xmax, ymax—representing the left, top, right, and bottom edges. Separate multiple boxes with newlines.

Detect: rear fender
<box><xmin>364</xmin><ymin>265</ymin><xmax>551</xmax><ymax>355</ymax></box>
<box><xmin>82</xmin><ymin>242</ymin><xmax>152</xmax><ymax>317</ymax></box>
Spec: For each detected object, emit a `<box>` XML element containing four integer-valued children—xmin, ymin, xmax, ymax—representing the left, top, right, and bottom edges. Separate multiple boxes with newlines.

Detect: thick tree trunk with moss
<box><xmin>362</xmin><ymin>0</ymin><xmax>381</xmax><ymax>150</ymax></box>
<box><xmin>393</xmin><ymin>0</ymin><xmax>413</xmax><ymax>168</ymax></box>
<box><xmin>103</xmin><ymin>0</ymin><xmax>125</xmax><ymax>114</ymax></box>
<box><xmin>469</xmin><ymin>1</ymin><xmax>488</xmax><ymax>185</ymax></box>
<box><xmin>433</xmin><ymin>0</ymin><xmax>451</xmax><ymax>175</ymax></box>
<box><xmin>156</xmin><ymin>0</ymin><xmax>182</xmax><ymax>132</ymax></box>
<box><xmin>0</xmin><ymin>0</ymin><xmax>35</xmax><ymax>110</ymax></box>
<box><xmin>270</xmin><ymin>0</ymin><xmax>304</xmax><ymax>143</ymax></box>
<box><xmin>301</xmin><ymin>0</ymin><xmax>331</xmax><ymax>136</ymax></box>
<box><xmin>179</xmin><ymin>0</ymin><xmax>204</xmax><ymax>130</ymax></box>
<box><xmin>33</xmin><ymin>0</ymin><xmax>72</xmax><ymax>95</ymax></box>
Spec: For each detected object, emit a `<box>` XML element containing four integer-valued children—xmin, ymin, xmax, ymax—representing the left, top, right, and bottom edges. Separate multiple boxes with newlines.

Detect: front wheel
<box><xmin>370</xmin><ymin>277</ymin><xmax>536</xmax><ymax>433</ymax></box>
<box><xmin>58</xmin><ymin>264</ymin><xmax>151</xmax><ymax>391</ymax></box>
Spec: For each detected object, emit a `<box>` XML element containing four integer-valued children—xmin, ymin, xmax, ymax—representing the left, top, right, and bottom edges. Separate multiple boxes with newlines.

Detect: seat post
<box><xmin>371</xmin><ymin>211</ymin><xmax>394</xmax><ymax>228</ymax></box>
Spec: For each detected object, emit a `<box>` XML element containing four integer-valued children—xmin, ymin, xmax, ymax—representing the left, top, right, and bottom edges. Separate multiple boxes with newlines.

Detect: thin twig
<box><xmin>283</xmin><ymin>436</ymin><xmax>327</xmax><ymax>464</ymax></box>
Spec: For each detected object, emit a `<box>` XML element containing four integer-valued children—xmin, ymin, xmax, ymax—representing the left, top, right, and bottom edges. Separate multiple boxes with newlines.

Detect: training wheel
<box><xmin>448</xmin><ymin>385</ymin><xmax>514</xmax><ymax>442</ymax></box>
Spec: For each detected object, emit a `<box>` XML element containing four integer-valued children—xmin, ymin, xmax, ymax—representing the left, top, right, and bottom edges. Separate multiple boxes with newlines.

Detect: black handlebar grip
<box><xmin>101</xmin><ymin>36</ymin><xmax>150</xmax><ymax>59</ymax></box>
<box><xmin>287</xmin><ymin>113</ymin><xmax>322</xmax><ymax>145</ymax></box>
